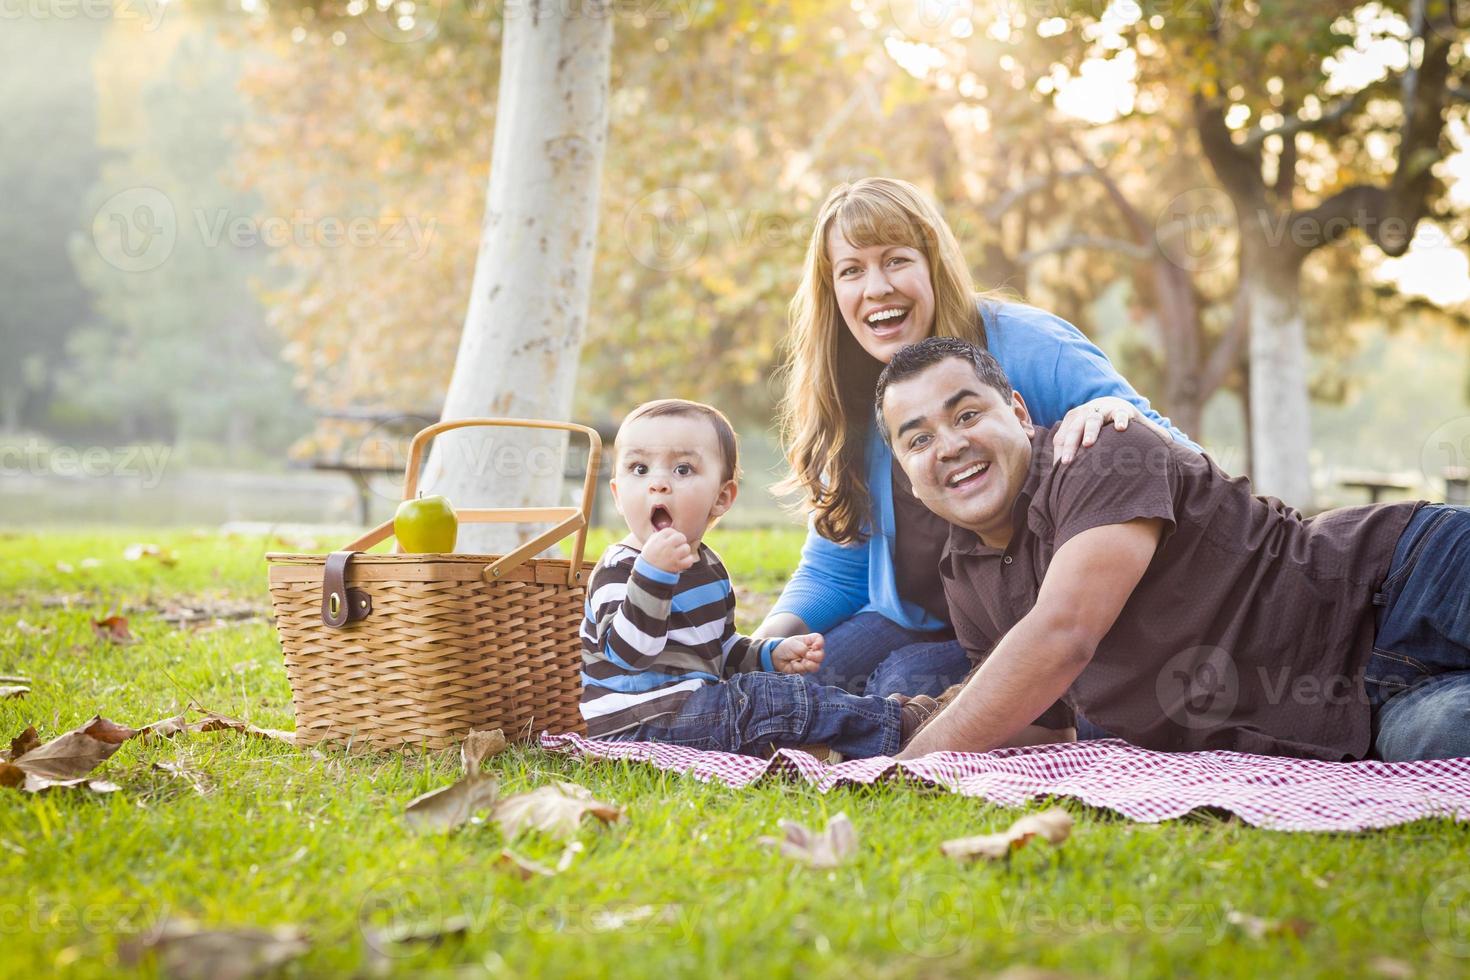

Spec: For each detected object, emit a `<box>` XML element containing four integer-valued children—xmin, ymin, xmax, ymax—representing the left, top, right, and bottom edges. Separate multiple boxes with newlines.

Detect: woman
<box><xmin>753</xmin><ymin>177</ymin><xmax>1200</xmax><ymax>705</ymax></box>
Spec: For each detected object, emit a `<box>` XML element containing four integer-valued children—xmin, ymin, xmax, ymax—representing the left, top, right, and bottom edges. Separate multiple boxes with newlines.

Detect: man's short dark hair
<box><xmin>874</xmin><ymin>337</ymin><xmax>1014</xmax><ymax>445</ymax></box>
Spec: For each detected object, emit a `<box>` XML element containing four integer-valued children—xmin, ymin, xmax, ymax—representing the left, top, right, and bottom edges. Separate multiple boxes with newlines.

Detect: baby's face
<box><xmin>610</xmin><ymin>414</ymin><xmax>735</xmax><ymax>549</ymax></box>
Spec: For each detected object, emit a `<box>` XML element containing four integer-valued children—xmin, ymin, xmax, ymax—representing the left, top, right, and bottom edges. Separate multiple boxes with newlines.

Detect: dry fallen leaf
<box><xmin>17</xmin><ymin>774</ymin><xmax>121</xmax><ymax>794</ymax></box>
<box><xmin>138</xmin><ymin>713</ymin><xmax>191</xmax><ymax>740</ymax></box>
<box><xmin>940</xmin><ymin>808</ymin><xmax>1074</xmax><ymax>863</ymax></box>
<box><xmin>119</xmin><ymin>919</ymin><xmax>309</xmax><ymax>980</ymax></box>
<box><xmin>7</xmin><ymin>724</ymin><xmax>40</xmax><ymax>761</ymax></box>
<box><xmin>493</xmin><ymin>781</ymin><xmax>623</xmax><ymax>840</ymax></box>
<box><xmin>0</xmin><ymin>763</ymin><xmax>23</xmax><ymax>788</ymax></box>
<box><xmin>91</xmin><ymin>616</ymin><xmax>135</xmax><ymax>645</ymax></box>
<box><xmin>404</xmin><ymin>774</ymin><xmax>500</xmax><ymax>833</ymax></box>
<box><xmin>187</xmin><ymin>710</ymin><xmax>295</xmax><ymax>745</ymax></box>
<box><xmin>403</xmin><ymin>730</ymin><xmax>507</xmax><ymax>832</ymax></box>
<box><xmin>123</xmin><ymin>543</ymin><xmax>178</xmax><ymax>566</ymax></box>
<box><xmin>1225</xmin><ymin>909</ymin><xmax>1314</xmax><ymax>941</ymax></box>
<box><xmin>8</xmin><ymin>715</ymin><xmax>139</xmax><ymax>781</ymax></box>
<box><xmin>14</xmin><ymin>620</ymin><xmax>52</xmax><ymax>636</ymax></box>
<box><xmin>154</xmin><ymin>761</ymin><xmax>209</xmax><ymax>796</ymax></box>
<box><xmin>0</xmin><ymin>686</ymin><xmax>27</xmax><ymax>700</ymax></box>
<box><xmin>759</xmin><ymin>812</ymin><xmax>859</xmax><ymax>869</ymax></box>
<box><xmin>1368</xmin><ymin>956</ymin><xmax>1415</xmax><ymax>979</ymax></box>
<box><xmin>462</xmin><ymin>728</ymin><xmax>507</xmax><ymax>771</ymax></box>
<box><xmin>496</xmin><ymin>841</ymin><xmax>584</xmax><ymax>879</ymax></box>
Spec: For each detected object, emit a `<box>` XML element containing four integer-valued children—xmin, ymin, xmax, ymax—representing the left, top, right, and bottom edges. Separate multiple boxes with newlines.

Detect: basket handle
<box><xmin>341</xmin><ymin>417</ymin><xmax>603</xmax><ymax>587</ymax></box>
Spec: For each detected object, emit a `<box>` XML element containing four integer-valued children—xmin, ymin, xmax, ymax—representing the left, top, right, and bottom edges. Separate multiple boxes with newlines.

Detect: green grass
<box><xmin>3</xmin><ymin>527</ymin><xmax>1469</xmax><ymax>978</ymax></box>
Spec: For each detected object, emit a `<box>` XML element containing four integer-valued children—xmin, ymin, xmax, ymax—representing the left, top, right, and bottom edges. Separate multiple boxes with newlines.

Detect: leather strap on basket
<box><xmin>321</xmin><ymin>551</ymin><xmax>373</xmax><ymax>628</ymax></box>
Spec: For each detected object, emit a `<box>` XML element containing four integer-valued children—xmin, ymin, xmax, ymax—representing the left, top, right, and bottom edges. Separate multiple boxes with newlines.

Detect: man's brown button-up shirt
<box><xmin>940</xmin><ymin>423</ymin><xmax>1422</xmax><ymax>759</ymax></box>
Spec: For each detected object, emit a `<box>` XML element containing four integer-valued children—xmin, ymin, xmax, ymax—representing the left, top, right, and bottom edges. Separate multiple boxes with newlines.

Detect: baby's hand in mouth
<box><xmin>642</xmin><ymin>527</ymin><xmax>696</xmax><ymax>574</ymax></box>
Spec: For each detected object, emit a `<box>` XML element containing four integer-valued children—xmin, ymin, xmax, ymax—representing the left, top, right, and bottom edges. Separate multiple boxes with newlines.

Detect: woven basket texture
<box><xmin>266</xmin><ymin>552</ymin><xmax>586</xmax><ymax>750</ymax></box>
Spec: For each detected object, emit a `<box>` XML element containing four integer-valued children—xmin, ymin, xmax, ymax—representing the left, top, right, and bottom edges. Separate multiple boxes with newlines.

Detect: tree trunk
<box><xmin>1240</xmin><ymin>231</ymin><xmax>1312</xmax><ymax>507</ymax></box>
<box><xmin>422</xmin><ymin>0</ymin><xmax>614</xmax><ymax>552</ymax></box>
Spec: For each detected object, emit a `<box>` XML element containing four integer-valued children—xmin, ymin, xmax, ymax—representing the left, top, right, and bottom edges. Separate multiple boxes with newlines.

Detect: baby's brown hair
<box><xmin>617</xmin><ymin>399</ymin><xmax>741</xmax><ymax>483</ymax></box>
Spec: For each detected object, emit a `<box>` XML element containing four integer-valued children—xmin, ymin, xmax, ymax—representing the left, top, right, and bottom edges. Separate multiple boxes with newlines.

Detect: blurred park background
<box><xmin>4</xmin><ymin>0</ymin><xmax>1470</xmax><ymax>532</ymax></box>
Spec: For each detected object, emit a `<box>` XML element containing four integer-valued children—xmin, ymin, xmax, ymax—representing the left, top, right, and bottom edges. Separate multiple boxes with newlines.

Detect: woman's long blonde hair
<box><xmin>774</xmin><ymin>177</ymin><xmax>994</xmax><ymax>545</ymax></box>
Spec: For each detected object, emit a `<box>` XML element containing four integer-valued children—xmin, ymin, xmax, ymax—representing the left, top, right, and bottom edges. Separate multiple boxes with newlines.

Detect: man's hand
<box><xmin>640</xmin><ymin>528</ymin><xmax>697</xmax><ymax>575</ymax></box>
<box><xmin>772</xmin><ymin>633</ymin><xmax>825</xmax><ymax>674</ymax></box>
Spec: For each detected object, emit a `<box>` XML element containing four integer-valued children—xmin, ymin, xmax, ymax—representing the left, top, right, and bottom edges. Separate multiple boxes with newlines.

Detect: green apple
<box><xmin>394</xmin><ymin>494</ymin><xmax>458</xmax><ymax>553</ymax></box>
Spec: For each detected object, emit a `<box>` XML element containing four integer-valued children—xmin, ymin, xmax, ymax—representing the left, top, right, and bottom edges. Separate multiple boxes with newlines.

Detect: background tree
<box><xmin>0</xmin><ymin>18</ymin><xmax>106</xmax><ymax>434</ymax></box>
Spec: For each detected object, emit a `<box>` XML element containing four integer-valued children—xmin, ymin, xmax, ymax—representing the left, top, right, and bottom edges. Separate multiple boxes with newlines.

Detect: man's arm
<box><xmin>897</xmin><ymin>517</ymin><xmax>1163</xmax><ymax>758</ymax></box>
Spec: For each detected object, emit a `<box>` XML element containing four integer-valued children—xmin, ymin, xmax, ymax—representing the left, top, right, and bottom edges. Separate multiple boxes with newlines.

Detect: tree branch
<box><xmin>1017</xmin><ymin>235</ymin><xmax>1153</xmax><ymax>265</ymax></box>
<box><xmin>1242</xmin><ymin>91</ymin><xmax>1363</xmax><ymax>153</ymax></box>
<box><xmin>1194</xmin><ymin>96</ymin><xmax>1269</xmax><ymax>211</ymax></box>
<box><xmin>985</xmin><ymin>167</ymin><xmax>1100</xmax><ymax>222</ymax></box>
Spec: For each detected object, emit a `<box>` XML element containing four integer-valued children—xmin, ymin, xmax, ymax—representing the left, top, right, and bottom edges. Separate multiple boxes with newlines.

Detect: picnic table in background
<box><xmin>1446</xmin><ymin>467</ymin><xmax>1469</xmax><ymax>506</ymax></box>
<box><xmin>289</xmin><ymin>410</ymin><xmax>618</xmax><ymax>527</ymax></box>
<box><xmin>1338</xmin><ymin>471</ymin><xmax>1415</xmax><ymax>505</ymax></box>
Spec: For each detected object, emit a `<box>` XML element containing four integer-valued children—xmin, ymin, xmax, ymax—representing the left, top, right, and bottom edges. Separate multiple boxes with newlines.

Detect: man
<box><xmin>877</xmin><ymin>336</ymin><xmax>1470</xmax><ymax>761</ymax></box>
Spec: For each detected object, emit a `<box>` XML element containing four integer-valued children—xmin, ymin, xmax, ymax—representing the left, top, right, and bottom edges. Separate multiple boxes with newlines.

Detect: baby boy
<box><xmin>579</xmin><ymin>398</ymin><xmax>935</xmax><ymax>758</ymax></box>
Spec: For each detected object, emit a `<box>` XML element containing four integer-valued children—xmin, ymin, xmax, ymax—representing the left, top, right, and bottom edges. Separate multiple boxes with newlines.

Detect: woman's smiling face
<box><xmin>828</xmin><ymin>226</ymin><xmax>936</xmax><ymax>365</ymax></box>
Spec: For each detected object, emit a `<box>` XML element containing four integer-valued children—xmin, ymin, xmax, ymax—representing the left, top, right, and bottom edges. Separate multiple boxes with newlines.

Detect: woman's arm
<box><xmin>989</xmin><ymin>304</ymin><xmax>1199</xmax><ymax>454</ymax></box>
<box><xmin>755</xmin><ymin>521</ymin><xmax>869</xmax><ymax>637</ymax></box>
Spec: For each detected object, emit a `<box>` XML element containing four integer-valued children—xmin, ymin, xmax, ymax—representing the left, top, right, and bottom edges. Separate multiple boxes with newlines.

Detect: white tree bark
<box><xmin>1242</xmin><ymin>253</ymin><xmax>1314</xmax><ymax>509</ymax></box>
<box><xmin>422</xmin><ymin>0</ymin><xmax>613</xmax><ymax>552</ymax></box>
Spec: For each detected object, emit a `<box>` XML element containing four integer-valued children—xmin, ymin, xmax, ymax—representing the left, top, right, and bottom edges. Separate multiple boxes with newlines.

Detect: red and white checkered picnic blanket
<box><xmin>541</xmin><ymin>733</ymin><xmax>1470</xmax><ymax>832</ymax></box>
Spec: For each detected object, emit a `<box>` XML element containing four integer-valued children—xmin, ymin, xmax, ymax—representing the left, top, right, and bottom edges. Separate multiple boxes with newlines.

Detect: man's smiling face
<box><xmin>879</xmin><ymin>357</ymin><xmax>1036</xmax><ymax>547</ymax></box>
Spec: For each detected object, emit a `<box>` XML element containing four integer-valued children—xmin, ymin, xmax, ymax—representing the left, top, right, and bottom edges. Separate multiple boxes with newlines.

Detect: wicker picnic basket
<box><xmin>265</xmin><ymin>418</ymin><xmax>600</xmax><ymax>750</ymax></box>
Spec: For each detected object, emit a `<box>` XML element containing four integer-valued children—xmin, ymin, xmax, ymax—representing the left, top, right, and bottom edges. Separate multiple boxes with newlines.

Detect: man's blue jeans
<box><xmin>807</xmin><ymin>611</ymin><xmax>971</xmax><ymax>698</ymax></box>
<box><xmin>606</xmin><ymin>671</ymin><xmax>903</xmax><ymax>758</ymax></box>
<box><xmin>1365</xmin><ymin>504</ymin><xmax>1470</xmax><ymax>760</ymax></box>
